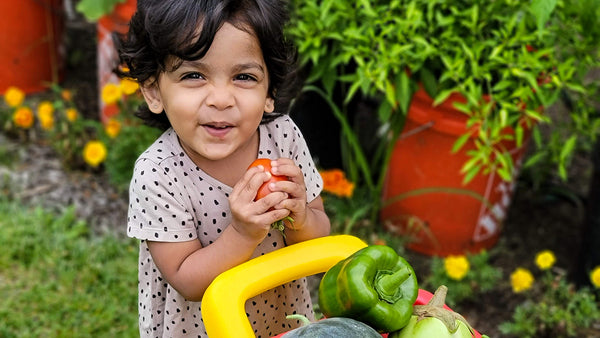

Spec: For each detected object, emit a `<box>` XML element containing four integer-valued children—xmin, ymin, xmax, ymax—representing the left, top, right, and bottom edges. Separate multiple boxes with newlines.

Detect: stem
<box><xmin>375</xmin><ymin>268</ymin><xmax>411</xmax><ymax>303</ymax></box>
<box><xmin>382</xmin><ymin>186</ymin><xmax>492</xmax><ymax>210</ymax></box>
<box><xmin>414</xmin><ymin>285</ymin><xmax>475</xmax><ymax>334</ymax></box>
<box><xmin>302</xmin><ymin>85</ymin><xmax>374</xmax><ymax>192</ymax></box>
<box><xmin>286</xmin><ymin>314</ymin><xmax>311</xmax><ymax>326</ymax></box>
<box><xmin>427</xmin><ymin>285</ymin><xmax>448</xmax><ymax>308</ymax></box>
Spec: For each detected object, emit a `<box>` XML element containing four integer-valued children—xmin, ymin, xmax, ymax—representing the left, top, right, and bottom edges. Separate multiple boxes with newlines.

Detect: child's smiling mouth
<box><xmin>203</xmin><ymin>122</ymin><xmax>234</xmax><ymax>138</ymax></box>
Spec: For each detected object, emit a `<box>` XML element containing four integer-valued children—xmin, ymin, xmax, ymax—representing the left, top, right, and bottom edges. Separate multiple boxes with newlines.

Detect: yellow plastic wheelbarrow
<box><xmin>201</xmin><ymin>235</ymin><xmax>368</xmax><ymax>338</ymax></box>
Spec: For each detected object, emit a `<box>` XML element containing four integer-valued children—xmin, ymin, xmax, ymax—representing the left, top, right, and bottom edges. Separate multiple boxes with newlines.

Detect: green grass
<box><xmin>0</xmin><ymin>197</ymin><xmax>139</xmax><ymax>338</ymax></box>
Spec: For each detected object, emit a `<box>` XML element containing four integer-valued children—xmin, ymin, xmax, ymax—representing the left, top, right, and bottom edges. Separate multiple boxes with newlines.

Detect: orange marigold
<box><xmin>65</xmin><ymin>108</ymin><xmax>78</xmax><ymax>122</ymax></box>
<box><xmin>320</xmin><ymin>169</ymin><xmax>355</xmax><ymax>198</ymax></box>
<box><xmin>105</xmin><ymin>119</ymin><xmax>121</xmax><ymax>138</ymax></box>
<box><xmin>13</xmin><ymin>107</ymin><xmax>34</xmax><ymax>129</ymax></box>
<box><xmin>61</xmin><ymin>89</ymin><xmax>72</xmax><ymax>102</ymax></box>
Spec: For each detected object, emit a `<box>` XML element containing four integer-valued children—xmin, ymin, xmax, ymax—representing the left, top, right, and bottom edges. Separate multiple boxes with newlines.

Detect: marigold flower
<box><xmin>40</xmin><ymin>115</ymin><xmax>55</xmax><ymax>130</ymax></box>
<box><xmin>105</xmin><ymin>119</ymin><xmax>121</xmax><ymax>138</ymax></box>
<box><xmin>61</xmin><ymin>89</ymin><xmax>72</xmax><ymax>102</ymax></box>
<box><xmin>12</xmin><ymin>107</ymin><xmax>34</xmax><ymax>129</ymax></box>
<box><xmin>37</xmin><ymin>101</ymin><xmax>54</xmax><ymax>117</ymax></box>
<box><xmin>320</xmin><ymin>169</ymin><xmax>355</xmax><ymax>198</ymax></box>
<box><xmin>65</xmin><ymin>108</ymin><xmax>78</xmax><ymax>122</ymax></box>
<box><xmin>37</xmin><ymin>101</ymin><xmax>55</xmax><ymax>131</ymax></box>
<box><xmin>120</xmin><ymin>78</ymin><xmax>139</xmax><ymax>95</ymax></box>
<box><xmin>444</xmin><ymin>255</ymin><xmax>470</xmax><ymax>280</ymax></box>
<box><xmin>510</xmin><ymin>267</ymin><xmax>534</xmax><ymax>293</ymax></box>
<box><xmin>101</xmin><ymin>83</ymin><xmax>122</xmax><ymax>105</ymax></box>
<box><xmin>4</xmin><ymin>86</ymin><xmax>25</xmax><ymax>107</ymax></box>
<box><xmin>535</xmin><ymin>250</ymin><xmax>556</xmax><ymax>270</ymax></box>
<box><xmin>591</xmin><ymin>266</ymin><xmax>600</xmax><ymax>289</ymax></box>
<box><xmin>83</xmin><ymin>140</ymin><xmax>107</xmax><ymax>167</ymax></box>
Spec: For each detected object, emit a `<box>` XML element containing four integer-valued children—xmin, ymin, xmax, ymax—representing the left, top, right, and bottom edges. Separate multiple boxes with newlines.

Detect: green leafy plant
<box><xmin>38</xmin><ymin>84</ymin><xmax>102</xmax><ymax>170</ymax></box>
<box><xmin>500</xmin><ymin>250</ymin><xmax>600</xmax><ymax>337</ymax></box>
<box><xmin>287</xmin><ymin>0</ymin><xmax>600</xmax><ymax>222</ymax></box>
<box><xmin>521</xmin><ymin>0</ymin><xmax>600</xmax><ymax>188</ymax></box>
<box><xmin>500</xmin><ymin>270</ymin><xmax>600</xmax><ymax>337</ymax></box>
<box><xmin>423</xmin><ymin>251</ymin><xmax>502</xmax><ymax>307</ymax></box>
<box><xmin>76</xmin><ymin>0</ymin><xmax>128</xmax><ymax>21</ymax></box>
<box><xmin>96</xmin><ymin>80</ymin><xmax>162</xmax><ymax>191</ymax></box>
<box><xmin>103</xmin><ymin>121</ymin><xmax>161</xmax><ymax>191</ymax></box>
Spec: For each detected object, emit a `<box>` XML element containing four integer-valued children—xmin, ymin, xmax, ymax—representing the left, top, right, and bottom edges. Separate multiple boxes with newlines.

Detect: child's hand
<box><xmin>268</xmin><ymin>158</ymin><xmax>308</xmax><ymax>231</ymax></box>
<box><xmin>228</xmin><ymin>162</ymin><xmax>291</xmax><ymax>242</ymax></box>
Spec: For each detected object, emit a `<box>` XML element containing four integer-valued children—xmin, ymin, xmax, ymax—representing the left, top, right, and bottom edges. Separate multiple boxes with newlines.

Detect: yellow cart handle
<box><xmin>201</xmin><ymin>235</ymin><xmax>368</xmax><ymax>338</ymax></box>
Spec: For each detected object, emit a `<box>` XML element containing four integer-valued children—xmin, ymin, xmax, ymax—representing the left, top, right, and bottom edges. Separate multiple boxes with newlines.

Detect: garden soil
<box><xmin>2</xmin><ymin>11</ymin><xmax>599</xmax><ymax>338</ymax></box>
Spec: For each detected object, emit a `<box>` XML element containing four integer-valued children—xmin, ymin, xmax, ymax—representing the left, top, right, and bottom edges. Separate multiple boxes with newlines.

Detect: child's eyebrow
<box><xmin>232</xmin><ymin>62</ymin><xmax>266</xmax><ymax>74</ymax></box>
<box><xmin>181</xmin><ymin>60</ymin><xmax>265</xmax><ymax>74</ymax></box>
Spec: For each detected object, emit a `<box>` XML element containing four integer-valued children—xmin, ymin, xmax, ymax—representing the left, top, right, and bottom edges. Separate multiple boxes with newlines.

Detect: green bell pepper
<box><xmin>318</xmin><ymin>245</ymin><xmax>419</xmax><ymax>332</ymax></box>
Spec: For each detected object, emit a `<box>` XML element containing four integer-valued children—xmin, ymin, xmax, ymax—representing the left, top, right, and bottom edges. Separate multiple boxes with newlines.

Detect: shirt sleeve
<box><xmin>276</xmin><ymin>116</ymin><xmax>323</xmax><ymax>203</ymax></box>
<box><xmin>127</xmin><ymin>157</ymin><xmax>197</xmax><ymax>242</ymax></box>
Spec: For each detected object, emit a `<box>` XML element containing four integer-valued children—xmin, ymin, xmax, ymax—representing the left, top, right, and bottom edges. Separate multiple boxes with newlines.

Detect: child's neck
<box><xmin>192</xmin><ymin>130</ymin><xmax>260</xmax><ymax>187</ymax></box>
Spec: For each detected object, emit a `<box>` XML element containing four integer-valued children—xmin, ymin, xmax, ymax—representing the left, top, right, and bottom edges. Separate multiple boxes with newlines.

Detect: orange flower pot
<box><xmin>381</xmin><ymin>89</ymin><xmax>530</xmax><ymax>256</ymax></box>
<box><xmin>97</xmin><ymin>0</ymin><xmax>137</xmax><ymax>121</ymax></box>
<box><xmin>0</xmin><ymin>0</ymin><xmax>64</xmax><ymax>94</ymax></box>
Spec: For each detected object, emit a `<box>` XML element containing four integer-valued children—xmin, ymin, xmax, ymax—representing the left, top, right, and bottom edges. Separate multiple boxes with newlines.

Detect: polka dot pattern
<box><xmin>127</xmin><ymin>116</ymin><xmax>322</xmax><ymax>337</ymax></box>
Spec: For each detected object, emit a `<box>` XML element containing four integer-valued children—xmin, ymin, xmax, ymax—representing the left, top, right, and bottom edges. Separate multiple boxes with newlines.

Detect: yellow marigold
<box><xmin>39</xmin><ymin>115</ymin><xmax>54</xmax><ymax>130</ymax></box>
<box><xmin>12</xmin><ymin>107</ymin><xmax>34</xmax><ymax>129</ymax></box>
<box><xmin>37</xmin><ymin>101</ymin><xmax>55</xmax><ymax>131</ymax></box>
<box><xmin>320</xmin><ymin>169</ymin><xmax>355</xmax><ymax>198</ymax></box>
<box><xmin>4</xmin><ymin>86</ymin><xmax>25</xmax><ymax>107</ymax></box>
<box><xmin>66</xmin><ymin>108</ymin><xmax>78</xmax><ymax>122</ymax></box>
<box><xmin>535</xmin><ymin>250</ymin><xmax>556</xmax><ymax>271</ymax></box>
<box><xmin>510</xmin><ymin>268</ymin><xmax>534</xmax><ymax>293</ymax></box>
<box><xmin>591</xmin><ymin>266</ymin><xmax>600</xmax><ymax>289</ymax></box>
<box><xmin>61</xmin><ymin>89</ymin><xmax>72</xmax><ymax>102</ymax></box>
<box><xmin>83</xmin><ymin>140</ymin><xmax>107</xmax><ymax>167</ymax></box>
<box><xmin>37</xmin><ymin>101</ymin><xmax>54</xmax><ymax>117</ymax></box>
<box><xmin>444</xmin><ymin>255</ymin><xmax>470</xmax><ymax>280</ymax></box>
<box><xmin>120</xmin><ymin>78</ymin><xmax>139</xmax><ymax>95</ymax></box>
<box><xmin>101</xmin><ymin>83</ymin><xmax>122</xmax><ymax>105</ymax></box>
<box><xmin>105</xmin><ymin>119</ymin><xmax>121</xmax><ymax>138</ymax></box>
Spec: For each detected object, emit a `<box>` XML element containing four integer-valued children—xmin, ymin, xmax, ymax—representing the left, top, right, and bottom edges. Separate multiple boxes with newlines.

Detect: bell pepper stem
<box><xmin>375</xmin><ymin>267</ymin><xmax>411</xmax><ymax>302</ymax></box>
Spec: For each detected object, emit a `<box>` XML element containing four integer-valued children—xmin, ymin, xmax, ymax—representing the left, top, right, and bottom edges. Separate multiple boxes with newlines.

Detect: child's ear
<box><xmin>264</xmin><ymin>97</ymin><xmax>275</xmax><ymax>113</ymax></box>
<box><xmin>140</xmin><ymin>83</ymin><xmax>164</xmax><ymax>114</ymax></box>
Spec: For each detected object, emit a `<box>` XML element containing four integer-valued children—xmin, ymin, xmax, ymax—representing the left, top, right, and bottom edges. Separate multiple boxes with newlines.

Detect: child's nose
<box><xmin>206</xmin><ymin>84</ymin><xmax>235</xmax><ymax>110</ymax></box>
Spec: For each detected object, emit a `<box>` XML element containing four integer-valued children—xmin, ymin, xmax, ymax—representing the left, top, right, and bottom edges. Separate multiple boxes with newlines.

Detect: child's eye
<box><xmin>235</xmin><ymin>74</ymin><xmax>257</xmax><ymax>82</ymax></box>
<box><xmin>181</xmin><ymin>72</ymin><xmax>204</xmax><ymax>81</ymax></box>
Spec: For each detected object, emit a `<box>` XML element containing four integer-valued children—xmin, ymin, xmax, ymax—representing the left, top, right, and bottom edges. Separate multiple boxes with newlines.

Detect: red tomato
<box><xmin>248</xmin><ymin>158</ymin><xmax>289</xmax><ymax>201</ymax></box>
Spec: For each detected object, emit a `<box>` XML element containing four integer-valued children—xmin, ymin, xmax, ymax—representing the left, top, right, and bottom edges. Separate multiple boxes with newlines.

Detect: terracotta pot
<box><xmin>97</xmin><ymin>0</ymin><xmax>137</xmax><ymax>121</ymax></box>
<box><xmin>0</xmin><ymin>0</ymin><xmax>64</xmax><ymax>94</ymax></box>
<box><xmin>380</xmin><ymin>89</ymin><xmax>530</xmax><ymax>256</ymax></box>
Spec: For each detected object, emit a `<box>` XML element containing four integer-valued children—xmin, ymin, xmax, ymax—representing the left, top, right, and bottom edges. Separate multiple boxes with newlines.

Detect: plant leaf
<box><xmin>76</xmin><ymin>0</ymin><xmax>127</xmax><ymax>21</ymax></box>
<box><xmin>530</xmin><ymin>0</ymin><xmax>558</xmax><ymax>32</ymax></box>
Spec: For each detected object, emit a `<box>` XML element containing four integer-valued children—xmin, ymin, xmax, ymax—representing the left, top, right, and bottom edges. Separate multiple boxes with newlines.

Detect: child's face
<box><xmin>142</xmin><ymin>22</ymin><xmax>274</xmax><ymax>165</ymax></box>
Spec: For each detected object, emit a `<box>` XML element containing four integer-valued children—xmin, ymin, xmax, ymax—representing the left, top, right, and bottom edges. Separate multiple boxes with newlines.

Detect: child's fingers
<box><xmin>270</xmin><ymin>158</ymin><xmax>300</xmax><ymax>179</ymax></box>
<box><xmin>231</xmin><ymin>165</ymin><xmax>269</xmax><ymax>201</ymax></box>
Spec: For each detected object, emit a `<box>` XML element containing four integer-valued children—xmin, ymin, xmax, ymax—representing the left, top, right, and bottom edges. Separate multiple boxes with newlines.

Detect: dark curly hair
<box><xmin>115</xmin><ymin>0</ymin><xmax>299</xmax><ymax>130</ymax></box>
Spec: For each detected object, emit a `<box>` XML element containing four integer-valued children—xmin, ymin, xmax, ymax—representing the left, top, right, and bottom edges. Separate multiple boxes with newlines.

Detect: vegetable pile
<box><xmin>300</xmin><ymin>244</ymin><xmax>489</xmax><ymax>338</ymax></box>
